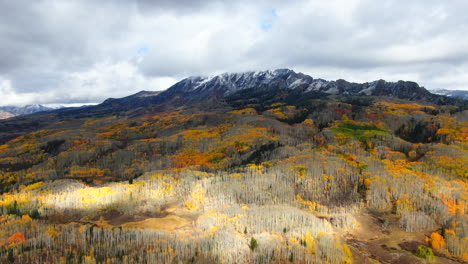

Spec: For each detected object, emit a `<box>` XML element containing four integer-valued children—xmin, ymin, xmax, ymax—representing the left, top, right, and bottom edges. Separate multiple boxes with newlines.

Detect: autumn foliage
<box><xmin>0</xmin><ymin>97</ymin><xmax>467</xmax><ymax>263</ymax></box>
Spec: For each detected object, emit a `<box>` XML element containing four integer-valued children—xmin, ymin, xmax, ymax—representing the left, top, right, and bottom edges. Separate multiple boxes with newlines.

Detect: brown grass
<box><xmin>121</xmin><ymin>215</ymin><xmax>190</xmax><ymax>231</ymax></box>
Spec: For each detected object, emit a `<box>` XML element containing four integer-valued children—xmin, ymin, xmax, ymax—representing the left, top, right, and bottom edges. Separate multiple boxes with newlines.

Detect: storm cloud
<box><xmin>0</xmin><ymin>0</ymin><xmax>467</xmax><ymax>106</ymax></box>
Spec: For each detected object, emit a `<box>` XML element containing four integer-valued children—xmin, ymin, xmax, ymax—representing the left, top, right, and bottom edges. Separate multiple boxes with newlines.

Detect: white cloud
<box><xmin>0</xmin><ymin>0</ymin><xmax>467</xmax><ymax>106</ymax></box>
<box><xmin>54</xmin><ymin>59</ymin><xmax>177</xmax><ymax>104</ymax></box>
<box><xmin>0</xmin><ymin>59</ymin><xmax>177</xmax><ymax>106</ymax></box>
<box><xmin>0</xmin><ymin>77</ymin><xmax>38</xmax><ymax>106</ymax></box>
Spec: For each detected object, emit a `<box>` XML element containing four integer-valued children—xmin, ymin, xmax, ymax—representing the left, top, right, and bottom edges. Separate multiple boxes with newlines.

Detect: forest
<box><xmin>0</xmin><ymin>95</ymin><xmax>467</xmax><ymax>263</ymax></box>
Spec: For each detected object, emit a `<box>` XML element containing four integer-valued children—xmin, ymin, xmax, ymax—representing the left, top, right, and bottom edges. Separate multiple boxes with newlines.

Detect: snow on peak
<box><xmin>193</xmin><ymin>76</ymin><xmax>214</xmax><ymax>90</ymax></box>
<box><xmin>289</xmin><ymin>78</ymin><xmax>306</xmax><ymax>88</ymax></box>
<box><xmin>177</xmin><ymin>69</ymin><xmax>313</xmax><ymax>95</ymax></box>
<box><xmin>175</xmin><ymin>69</ymin><xmax>433</xmax><ymax>99</ymax></box>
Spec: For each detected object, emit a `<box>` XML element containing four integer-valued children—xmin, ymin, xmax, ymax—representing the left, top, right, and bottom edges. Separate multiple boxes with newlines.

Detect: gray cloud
<box><xmin>0</xmin><ymin>0</ymin><xmax>467</xmax><ymax>106</ymax></box>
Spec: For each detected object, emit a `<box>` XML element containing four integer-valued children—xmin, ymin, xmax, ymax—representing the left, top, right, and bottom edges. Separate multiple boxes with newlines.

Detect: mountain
<box><xmin>0</xmin><ymin>104</ymin><xmax>56</xmax><ymax>119</ymax></box>
<box><xmin>0</xmin><ymin>103</ymin><xmax>97</xmax><ymax>120</ymax></box>
<box><xmin>2</xmin><ymin>69</ymin><xmax>466</xmax><ymax>122</ymax></box>
<box><xmin>97</xmin><ymin>69</ymin><xmax>466</xmax><ymax>113</ymax></box>
<box><xmin>0</xmin><ymin>104</ymin><xmax>55</xmax><ymax>115</ymax></box>
<box><xmin>0</xmin><ymin>69</ymin><xmax>467</xmax><ymax>263</ymax></box>
<box><xmin>431</xmin><ymin>88</ymin><xmax>468</xmax><ymax>100</ymax></box>
<box><xmin>160</xmin><ymin>68</ymin><xmax>465</xmax><ymax>103</ymax></box>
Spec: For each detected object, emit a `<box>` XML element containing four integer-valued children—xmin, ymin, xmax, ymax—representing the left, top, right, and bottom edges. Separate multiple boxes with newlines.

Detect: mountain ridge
<box><xmin>103</xmin><ymin>68</ymin><xmax>466</xmax><ymax>112</ymax></box>
<box><xmin>4</xmin><ymin>69</ymin><xmax>464</xmax><ymax>120</ymax></box>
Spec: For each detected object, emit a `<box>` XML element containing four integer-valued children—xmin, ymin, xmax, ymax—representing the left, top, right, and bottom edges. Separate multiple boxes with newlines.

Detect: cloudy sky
<box><xmin>0</xmin><ymin>0</ymin><xmax>467</xmax><ymax>106</ymax></box>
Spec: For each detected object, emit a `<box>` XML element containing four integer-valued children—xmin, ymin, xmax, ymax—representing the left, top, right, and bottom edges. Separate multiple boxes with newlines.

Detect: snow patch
<box><xmin>359</xmin><ymin>85</ymin><xmax>375</xmax><ymax>96</ymax></box>
<box><xmin>326</xmin><ymin>86</ymin><xmax>339</xmax><ymax>94</ymax></box>
<box><xmin>289</xmin><ymin>79</ymin><xmax>306</xmax><ymax>88</ymax></box>
<box><xmin>306</xmin><ymin>80</ymin><xmax>326</xmax><ymax>91</ymax></box>
<box><xmin>193</xmin><ymin>76</ymin><xmax>214</xmax><ymax>90</ymax></box>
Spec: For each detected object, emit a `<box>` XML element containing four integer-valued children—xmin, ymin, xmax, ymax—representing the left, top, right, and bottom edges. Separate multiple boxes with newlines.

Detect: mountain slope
<box><xmin>0</xmin><ymin>69</ymin><xmax>467</xmax><ymax>263</ymax></box>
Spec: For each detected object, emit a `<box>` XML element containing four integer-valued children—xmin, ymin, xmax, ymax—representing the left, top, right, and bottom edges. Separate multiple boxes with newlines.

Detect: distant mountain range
<box><xmin>94</xmin><ymin>69</ymin><xmax>466</xmax><ymax>114</ymax></box>
<box><xmin>1</xmin><ymin>69</ymin><xmax>466</xmax><ymax>121</ymax></box>
<box><xmin>0</xmin><ymin>104</ymin><xmax>57</xmax><ymax>119</ymax></box>
<box><xmin>0</xmin><ymin>104</ymin><xmax>97</xmax><ymax>120</ymax></box>
<box><xmin>0</xmin><ymin>104</ymin><xmax>56</xmax><ymax>116</ymax></box>
<box><xmin>160</xmin><ymin>68</ymin><xmax>452</xmax><ymax>101</ymax></box>
<box><xmin>430</xmin><ymin>89</ymin><xmax>468</xmax><ymax>100</ymax></box>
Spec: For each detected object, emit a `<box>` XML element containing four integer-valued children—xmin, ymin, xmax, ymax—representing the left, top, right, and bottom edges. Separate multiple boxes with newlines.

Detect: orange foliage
<box><xmin>143</xmin><ymin>110</ymin><xmax>211</xmax><ymax>130</ymax></box>
<box><xmin>445</xmin><ymin>228</ymin><xmax>456</xmax><ymax>237</ymax></box>
<box><xmin>301</xmin><ymin>119</ymin><xmax>315</xmax><ymax>126</ymax></box>
<box><xmin>439</xmin><ymin>195</ymin><xmax>466</xmax><ymax>215</ymax></box>
<box><xmin>73</xmin><ymin>139</ymin><xmax>89</xmax><ymax>145</ymax></box>
<box><xmin>270</xmin><ymin>102</ymin><xmax>286</xmax><ymax>107</ymax></box>
<box><xmin>264</xmin><ymin>105</ymin><xmax>301</xmax><ymax>120</ymax></box>
<box><xmin>69</xmin><ymin>167</ymin><xmax>106</xmax><ymax>178</ymax></box>
<box><xmin>377</xmin><ymin>102</ymin><xmax>435</xmax><ymax>112</ymax></box>
<box><xmin>173</xmin><ymin>149</ymin><xmax>224</xmax><ymax>169</ymax></box>
<box><xmin>383</xmin><ymin>159</ymin><xmax>434</xmax><ymax>184</ymax></box>
<box><xmin>180</xmin><ymin>127</ymin><xmax>221</xmax><ymax>140</ymax></box>
<box><xmin>0</xmin><ymin>144</ymin><xmax>9</xmax><ymax>152</ymax></box>
<box><xmin>445</xmin><ymin>200</ymin><xmax>465</xmax><ymax>214</ymax></box>
<box><xmin>434</xmin><ymin>156</ymin><xmax>468</xmax><ymax>178</ymax></box>
<box><xmin>0</xmin><ymin>232</ymin><xmax>26</xmax><ymax>247</ymax></box>
<box><xmin>140</xmin><ymin>138</ymin><xmax>160</xmax><ymax>142</ymax></box>
<box><xmin>229</xmin><ymin>108</ymin><xmax>257</xmax><ymax>115</ymax></box>
<box><xmin>429</xmin><ymin>232</ymin><xmax>446</xmax><ymax>250</ymax></box>
<box><xmin>265</xmin><ymin>107</ymin><xmax>288</xmax><ymax>119</ymax></box>
<box><xmin>69</xmin><ymin>139</ymin><xmax>90</xmax><ymax>150</ymax></box>
<box><xmin>228</xmin><ymin>127</ymin><xmax>277</xmax><ymax>143</ymax></box>
<box><xmin>437</xmin><ymin>126</ymin><xmax>468</xmax><ymax>144</ymax></box>
<box><xmin>436</xmin><ymin>115</ymin><xmax>455</xmax><ymax>127</ymax></box>
<box><xmin>233</xmin><ymin>141</ymin><xmax>250</xmax><ymax>152</ymax></box>
<box><xmin>97</xmin><ymin>131</ymin><xmax>115</xmax><ymax>139</ymax></box>
<box><xmin>334</xmin><ymin>107</ymin><xmax>352</xmax><ymax>117</ymax></box>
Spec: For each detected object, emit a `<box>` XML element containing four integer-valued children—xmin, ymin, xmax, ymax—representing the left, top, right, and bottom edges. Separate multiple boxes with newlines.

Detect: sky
<box><xmin>0</xmin><ymin>0</ymin><xmax>467</xmax><ymax>106</ymax></box>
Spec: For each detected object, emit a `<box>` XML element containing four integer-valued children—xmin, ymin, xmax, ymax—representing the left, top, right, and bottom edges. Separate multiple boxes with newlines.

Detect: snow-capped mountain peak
<box><xmin>173</xmin><ymin>69</ymin><xmax>313</xmax><ymax>96</ymax></box>
<box><xmin>150</xmin><ymin>69</ymin><xmax>467</xmax><ymax>108</ymax></box>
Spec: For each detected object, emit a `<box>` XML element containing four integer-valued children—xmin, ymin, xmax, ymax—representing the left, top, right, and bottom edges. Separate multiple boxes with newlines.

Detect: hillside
<box><xmin>0</xmin><ymin>69</ymin><xmax>467</xmax><ymax>263</ymax></box>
